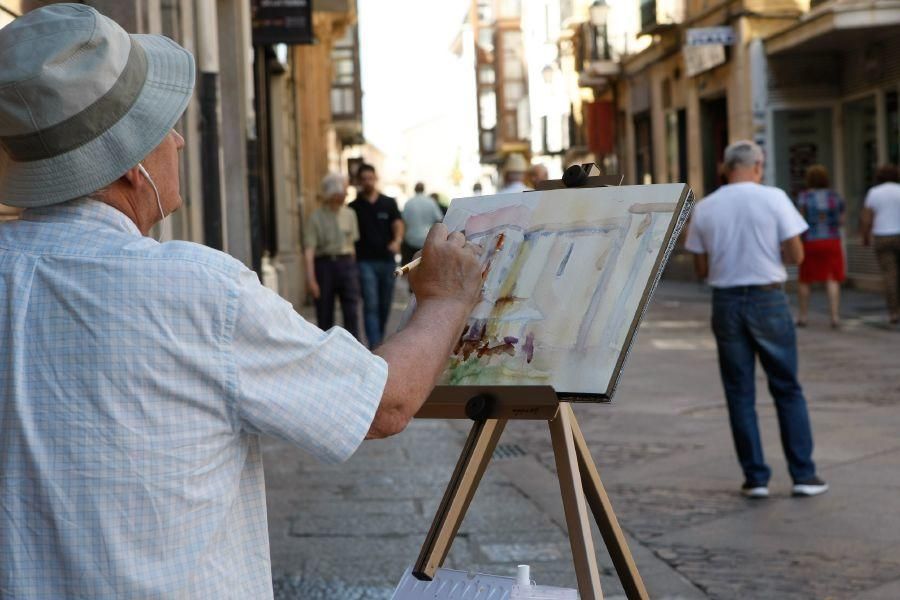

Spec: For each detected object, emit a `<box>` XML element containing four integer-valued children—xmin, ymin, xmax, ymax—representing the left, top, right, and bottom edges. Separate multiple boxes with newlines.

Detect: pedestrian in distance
<box><xmin>794</xmin><ymin>164</ymin><xmax>846</xmax><ymax>329</ymax></box>
<box><xmin>860</xmin><ymin>164</ymin><xmax>900</xmax><ymax>325</ymax></box>
<box><xmin>498</xmin><ymin>152</ymin><xmax>531</xmax><ymax>194</ymax></box>
<box><xmin>685</xmin><ymin>140</ymin><xmax>828</xmax><ymax>500</ymax></box>
<box><xmin>402</xmin><ymin>181</ymin><xmax>443</xmax><ymax>266</ymax></box>
<box><xmin>304</xmin><ymin>173</ymin><xmax>362</xmax><ymax>340</ymax></box>
<box><xmin>349</xmin><ymin>163</ymin><xmax>405</xmax><ymax>348</ymax></box>
<box><xmin>0</xmin><ymin>6</ymin><xmax>484</xmax><ymax>598</ymax></box>
<box><xmin>528</xmin><ymin>163</ymin><xmax>549</xmax><ymax>189</ymax></box>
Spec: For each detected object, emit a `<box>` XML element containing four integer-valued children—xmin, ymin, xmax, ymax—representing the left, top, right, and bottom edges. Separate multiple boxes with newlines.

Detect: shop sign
<box><xmin>251</xmin><ymin>0</ymin><xmax>313</xmax><ymax>46</ymax></box>
<box><xmin>683</xmin><ymin>44</ymin><xmax>726</xmax><ymax>77</ymax></box>
<box><xmin>686</xmin><ymin>26</ymin><xmax>735</xmax><ymax>46</ymax></box>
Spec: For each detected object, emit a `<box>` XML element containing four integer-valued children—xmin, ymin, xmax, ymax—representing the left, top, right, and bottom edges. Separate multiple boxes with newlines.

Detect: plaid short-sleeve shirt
<box><xmin>0</xmin><ymin>199</ymin><xmax>387</xmax><ymax>598</ymax></box>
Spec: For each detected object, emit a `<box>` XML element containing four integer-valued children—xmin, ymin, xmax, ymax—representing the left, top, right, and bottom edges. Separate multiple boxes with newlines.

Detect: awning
<box><xmin>766</xmin><ymin>1</ymin><xmax>900</xmax><ymax>56</ymax></box>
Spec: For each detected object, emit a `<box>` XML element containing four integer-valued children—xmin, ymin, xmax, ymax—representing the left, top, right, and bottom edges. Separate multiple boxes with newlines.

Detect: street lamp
<box><xmin>589</xmin><ymin>0</ymin><xmax>610</xmax><ymax>61</ymax></box>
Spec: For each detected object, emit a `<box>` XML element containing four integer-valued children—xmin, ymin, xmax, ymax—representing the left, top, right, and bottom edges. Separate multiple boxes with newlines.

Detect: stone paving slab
<box><xmin>267</xmin><ymin>280</ymin><xmax>900</xmax><ymax>598</ymax></box>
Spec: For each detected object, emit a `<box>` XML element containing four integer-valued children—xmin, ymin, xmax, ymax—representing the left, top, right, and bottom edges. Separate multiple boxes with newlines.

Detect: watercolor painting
<box><xmin>431</xmin><ymin>183</ymin><xmax>692</xmax><ymax>399</ymax></box>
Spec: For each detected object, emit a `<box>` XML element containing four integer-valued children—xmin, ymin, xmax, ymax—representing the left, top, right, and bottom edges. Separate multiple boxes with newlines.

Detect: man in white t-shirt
<box><xmin>685</xmin><ymin>140</ymin><xmax>828</xmax><ymax>499</ymax></box>
<box><xmin>860</xmin><ymin>164</ymin><xmax>900</xmax><ymax>324</ymax></box>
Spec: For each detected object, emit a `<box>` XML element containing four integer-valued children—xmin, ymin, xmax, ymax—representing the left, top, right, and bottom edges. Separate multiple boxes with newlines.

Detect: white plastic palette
<box><xmin>391</xmin><ymin>566</ymin><xmax>577</xmax><ymax>600</ymax></box>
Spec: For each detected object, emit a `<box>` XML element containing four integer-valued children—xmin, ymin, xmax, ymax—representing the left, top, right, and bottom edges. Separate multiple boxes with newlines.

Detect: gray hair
<box><xmin>321</xmin><ymin>172</ymin><xmax>347</xmax><ymax>199</ymax></box>
<box><xmin>723</xmin><ymin>140</ymin><xmax>764</xmax><ymax>171</ymax></box>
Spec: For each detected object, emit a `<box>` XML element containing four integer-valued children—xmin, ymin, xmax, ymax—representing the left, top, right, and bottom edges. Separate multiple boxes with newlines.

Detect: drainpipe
<box><xmin>195</xmin><ymin>0</ymin><xmax>224</xmax><ymax>250</ymax></box>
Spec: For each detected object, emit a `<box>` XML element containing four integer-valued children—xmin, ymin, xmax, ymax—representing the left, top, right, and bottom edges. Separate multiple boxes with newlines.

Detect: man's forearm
<box><xmin>368</xmin><ymin>299</ymin><xmax>469</xmax><ymax>438</ymax></box>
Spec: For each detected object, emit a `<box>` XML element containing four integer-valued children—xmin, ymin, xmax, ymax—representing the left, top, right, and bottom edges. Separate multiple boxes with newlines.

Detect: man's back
<box><xmin>865</xmin><ymin>182</ymin><xmax>900</xmax><ymax>236</ymax></box>
<box><xmin>0</xmin><ymin>200</ymin><xmax>384</xmax><ymax>598</ymax></box>
<box><xmin>686</xmin><ymin>182</ymin><xmax>807</xmax><ymax>287</ymax></box>
<box><xmin>403</xmin><ymin>194</ymin><xmax>443</xmax><ymax>248</ymax></box>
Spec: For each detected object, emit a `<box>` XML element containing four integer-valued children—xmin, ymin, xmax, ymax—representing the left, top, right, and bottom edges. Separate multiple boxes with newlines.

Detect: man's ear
<box><xmin>121</xmin><ymin>165</ymin><xmax>143</xmax><ymax>190</ymax></box>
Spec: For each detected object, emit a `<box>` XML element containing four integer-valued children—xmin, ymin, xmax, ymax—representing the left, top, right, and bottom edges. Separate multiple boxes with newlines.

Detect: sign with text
<box><xmin>251</xmin><ymin>0</ymin><xmax>313</xmax><ymax>46</ymax></box>
<box><xmin>683</xmin><ymin>44</ymin><xmax>726</xmax><ymax>77</ymax></box>
<box><xmin>686</xmin><ymin>26</ymin><xmax>735</xmax><ymax>46</ymax></box>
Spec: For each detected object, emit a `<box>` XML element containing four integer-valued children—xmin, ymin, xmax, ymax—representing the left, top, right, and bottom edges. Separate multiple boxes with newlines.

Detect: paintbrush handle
<box><xmin>394</xmin><ymin>256</ymin><xmax>422</xmax><ymax>278</ymax></box>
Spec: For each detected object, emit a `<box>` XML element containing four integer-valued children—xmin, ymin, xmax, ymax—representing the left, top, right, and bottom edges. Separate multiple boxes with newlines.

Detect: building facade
<box><xmin>570</xmin><ymin>0</ymin><xmax>899</xmax><ymax>287</ymax></box>
<box><xmin>1</xmin><ymin>1</ymin><xmax>363</xmax><ymax>305</ymax></box>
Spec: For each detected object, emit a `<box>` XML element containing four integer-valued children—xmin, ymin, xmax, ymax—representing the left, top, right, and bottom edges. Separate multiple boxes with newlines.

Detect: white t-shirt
<box><xmin>685</xmin><ymin>182</ymin><xmax>808</xmax><ymax>287</ymax></box>
<box><xmin>864</xmin><ymin>182</ymin><xmax>900</xmax><ymax>236</ymax></box>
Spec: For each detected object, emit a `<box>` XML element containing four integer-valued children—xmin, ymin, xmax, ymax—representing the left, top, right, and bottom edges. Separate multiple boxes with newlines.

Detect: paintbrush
<box><xmin>393</xmin><ymin>257</ymin><xmax>421</xmax><ymax>278</ymax></box>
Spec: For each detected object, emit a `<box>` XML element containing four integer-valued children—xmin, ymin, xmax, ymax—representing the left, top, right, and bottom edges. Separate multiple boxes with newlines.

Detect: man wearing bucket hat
<box><xmin>0</xmin><ymin>5</ymin><xmax>483</xmax><ymax>598</ymax></box>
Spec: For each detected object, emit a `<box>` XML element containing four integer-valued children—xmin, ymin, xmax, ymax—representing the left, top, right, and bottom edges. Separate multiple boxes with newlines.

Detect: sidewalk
<box><xmin>266</xmin><ymin>279</ymin><xmax>900</xmax><ymax>599</ymax></box>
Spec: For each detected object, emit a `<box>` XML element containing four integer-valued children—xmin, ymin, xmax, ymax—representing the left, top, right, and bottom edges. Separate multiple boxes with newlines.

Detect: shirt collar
<box><xmin>21</xmin><ymin>197</ymin><xmax>143</xmax><ymax>237</ymax></box>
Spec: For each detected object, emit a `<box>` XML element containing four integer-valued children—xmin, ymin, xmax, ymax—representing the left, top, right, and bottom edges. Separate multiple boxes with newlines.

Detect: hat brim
<box><xmin>0</xmin><ymin>34</ymin><xmax>195</xmax><ymax>208</ymax></box>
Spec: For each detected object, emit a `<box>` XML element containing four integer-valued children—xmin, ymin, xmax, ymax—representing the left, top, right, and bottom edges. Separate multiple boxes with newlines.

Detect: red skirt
<box><xmin>799</xmin><ymin>238</ymin><xmax>845</xmax><ymax>283</ymax></box>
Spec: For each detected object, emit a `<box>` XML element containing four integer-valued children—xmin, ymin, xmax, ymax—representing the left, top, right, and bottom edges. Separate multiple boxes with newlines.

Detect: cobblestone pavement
<box><xmin>265</xmin><ymin>279</ymin><xmax>900</xmax><ymax>599</ymax></box>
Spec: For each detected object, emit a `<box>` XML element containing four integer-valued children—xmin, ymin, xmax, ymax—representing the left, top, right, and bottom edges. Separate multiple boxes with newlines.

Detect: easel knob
<box><xmin>562</xmin><ymin>163</ymin><xmax>592</xmax><ymax>188</ymax></box>
<box><xmin>464</xmin><ymin>394</ymin><xmax>495</xmax><ymax>421</ymax></box>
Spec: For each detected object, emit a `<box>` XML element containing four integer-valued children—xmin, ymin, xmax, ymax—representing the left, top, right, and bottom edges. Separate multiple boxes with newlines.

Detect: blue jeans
<box><xmin>711</xmin><ymin>286</ymin><xmax>817</xmax><ymax>485</ymax></box>
<box><xmin>358</xmin><ymin>259</ymin><xmax>396</xmax><ymax>348</ymax></box>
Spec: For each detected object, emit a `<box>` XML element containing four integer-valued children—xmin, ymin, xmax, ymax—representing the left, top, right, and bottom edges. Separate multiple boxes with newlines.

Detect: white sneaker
<box><xmin>741</xmin><ymin>483</ymin><xmax>769</xmax><ymax>499</ymax></box>
<box><xmin>792</xmin><ymin>477</ymin><xmax>829</xmax><ymax>497</ymax></box>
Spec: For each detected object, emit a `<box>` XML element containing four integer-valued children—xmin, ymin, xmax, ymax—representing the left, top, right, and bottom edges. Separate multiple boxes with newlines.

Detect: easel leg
<box><xmin>550</xmin><ymin>404</ymin><xmax>604</xmax><ymax>600</ymax></box>
<box><xmin>570</xmin><ymin>410</ymin><xmax>650</xmax><ymax>600</ymax></box>
<box><xmin>413</xmin><ymin>418</ymin><xmax>507</xmax><ymax>580</ymax></box>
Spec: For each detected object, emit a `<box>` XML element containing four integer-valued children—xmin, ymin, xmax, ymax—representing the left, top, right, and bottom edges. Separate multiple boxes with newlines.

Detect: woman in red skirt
<box><xmin>795</xmin><ymin>165</ymin><xmax>845</xmax><ymax>328</ymax></box>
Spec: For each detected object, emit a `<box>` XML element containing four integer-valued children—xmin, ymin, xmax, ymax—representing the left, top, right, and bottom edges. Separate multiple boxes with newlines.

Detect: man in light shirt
<box><xmin>685</xmin><ymin>140</ymin><xmax>828</xmax><ymax>500</ymax></box>
<box><xmin>498</xmin><ymin>153</ymin><xmax>531</xmax><ymax>194</ymax></box>
<box><xmin>0</xmin><ymin>6</ymin><xmax>482</xmax><ymax>598</ymax></box>
<box><xmin>402</xmin><ymin>181</ymin><xmax>444</xmax><ymax>266</ymax></box>
<box><xmin>860</xmin><ymin>164</ymin><xmax>900</xmax><ymax>324</ymax></box>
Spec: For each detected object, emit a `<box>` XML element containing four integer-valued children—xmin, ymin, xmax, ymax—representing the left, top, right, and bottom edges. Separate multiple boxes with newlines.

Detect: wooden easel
<box><xmin>410</xmin><ymin>167</ymin><xmax>649</xmax><ymax>599</ymax></box>
<box><xmin>412</xmin><ymin>387</ymin><xmax>648</xmax><ymax>600</ymax></box>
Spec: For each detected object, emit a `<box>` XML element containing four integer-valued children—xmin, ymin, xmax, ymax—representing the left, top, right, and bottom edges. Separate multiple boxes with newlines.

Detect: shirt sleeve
<box><xmin>863</xmin><ymin>189</ymin><xmax>876</xmax><ymax>210</ymax></box>
<box><xmin>350</xmin><ymin>211</ymin><xmax>360</xmax><ymax>243</ymax></box>
<box><xmin>229</xmin><ymin>269</ymin><xmax>387</xmax><ymax>463</ymax></box>
<box><xmin>389</xmin><ymin>198</ymin><xmax>402</xmax><ymax>223</ymax></box>
<box><xmin>303</xmin><ymin>214</ymin><xmax>318</xmax><ymax>251</ymax></box>
<box><xmin>683</xmin><ymin>210</ymin><xmax>705</xmax><ymax>254</ymax></box>
<box><xmin>775</xmin><ymin>190</ymin><xmax>809</xmax><ymax>241</ymax></box>
<box><xmin>432</xmin><ymin>199</ymin><xmax>444</xmax><ymax>222</ymax></box>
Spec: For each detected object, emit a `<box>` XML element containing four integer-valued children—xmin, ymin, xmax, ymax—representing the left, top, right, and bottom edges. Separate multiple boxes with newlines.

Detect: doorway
<box><xmin>701</xmin><ymin>96</ymin><xmax>728</xmax><ymax>195</ymax></box>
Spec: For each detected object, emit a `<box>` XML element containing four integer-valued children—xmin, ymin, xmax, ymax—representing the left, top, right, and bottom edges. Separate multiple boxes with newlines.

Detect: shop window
<box><xmin>887</xmin><ymin>90</ymin><xmax>899</xmax><ymax>166</ymax></box>
<box><xmin>772</xmin><ymin>109</ymin><xmax>834</xmax><ymax>200</ymax></box>
<box><xmin>843</xmin><ymin>96</ymin><xmax>877</xmax><ymax>233</ymax></box>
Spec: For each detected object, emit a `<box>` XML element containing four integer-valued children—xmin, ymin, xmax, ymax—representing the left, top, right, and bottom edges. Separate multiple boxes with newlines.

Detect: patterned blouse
<box><xmin>796</xmin><ymin>189</ymin><xmax>844</xmax><ymax>241</ymax></box>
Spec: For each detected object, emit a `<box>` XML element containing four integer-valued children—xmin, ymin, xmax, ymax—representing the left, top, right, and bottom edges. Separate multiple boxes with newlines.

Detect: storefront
<box><xmin>765</xmin><ymin>2</ymin><xmax>900</xmax><ymax>287</ymax></box>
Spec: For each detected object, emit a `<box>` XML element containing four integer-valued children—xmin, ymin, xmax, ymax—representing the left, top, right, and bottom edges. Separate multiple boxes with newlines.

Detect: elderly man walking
<box><xmin>685</xmin><ymin>140</ymin><xmax>828</xmax><ymax>499</ymax></box>
<box><xmin>304</xmin><ymin>173</ymin><xmax>362</xmax><ymax>339</ymax></box>
<box><xmin>402</xmin><ymin>181</ymin><xmax>444</xmax><ymax>266</ymax></box>
<box><xmin>0</xmin><ymin>6</ymin><xmax>482</xmax><ymax>599</ymax></box>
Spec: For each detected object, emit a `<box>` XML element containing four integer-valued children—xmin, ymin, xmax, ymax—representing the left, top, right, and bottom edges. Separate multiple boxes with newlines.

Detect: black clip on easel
<box><xmin>411</xmin><ymin>166</ymin><xmax>649</xmax><ymax>600</ymax></box>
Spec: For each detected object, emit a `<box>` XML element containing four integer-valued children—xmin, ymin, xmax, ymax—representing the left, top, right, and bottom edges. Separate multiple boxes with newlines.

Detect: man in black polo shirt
<box><xmin>349</xmin><ymin>164</ymin><xmax>404</xmax><ymax>348</ymax></box>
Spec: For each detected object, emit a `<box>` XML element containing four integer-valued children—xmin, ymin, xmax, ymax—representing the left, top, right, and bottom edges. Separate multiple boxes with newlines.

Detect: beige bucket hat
<box><xmin>0</xmin><ymin>3</ymin><xmax>195</xmax><ymax>207</ymax></box>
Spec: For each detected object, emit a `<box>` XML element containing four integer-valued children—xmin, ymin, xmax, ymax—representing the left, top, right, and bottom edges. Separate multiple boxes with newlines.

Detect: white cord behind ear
<box><xmin>137</xmin><ymin>163</ymin><xmax>166</xmax><ymax>241</ymax></box>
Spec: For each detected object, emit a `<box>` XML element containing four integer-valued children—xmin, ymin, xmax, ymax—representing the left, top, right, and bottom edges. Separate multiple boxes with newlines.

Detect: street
<box><xmin>264</xmin><ymin>279</ymin><xmax>900</xmax><ymax>599</ymax></box>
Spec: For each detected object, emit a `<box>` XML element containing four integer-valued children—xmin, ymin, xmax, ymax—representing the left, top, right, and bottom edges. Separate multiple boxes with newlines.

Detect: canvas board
<box><xmin>405</xmin><ymin>183</ymin><xmax>693</xmax><ymax>401</ymax></box>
